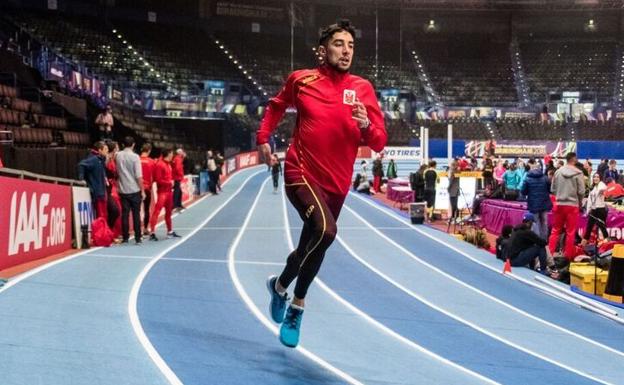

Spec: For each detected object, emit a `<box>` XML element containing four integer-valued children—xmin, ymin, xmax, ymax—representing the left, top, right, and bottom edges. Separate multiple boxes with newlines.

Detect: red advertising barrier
<box><xmin>0</xmin><ymin>176</ymin><xmax>73</xmax><ymax>271</ymax></box>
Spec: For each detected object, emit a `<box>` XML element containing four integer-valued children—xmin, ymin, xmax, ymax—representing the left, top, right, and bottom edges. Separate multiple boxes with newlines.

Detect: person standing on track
<box><xmin>149</xmin><ymin>148</ymin><xmax>181</xmax><ymax>241</ymax></box>
<box><xmin>140</xmin><ymin>143</ymin><xmax>155</xmax><ymax>235</ymax></box>
<box><xmin>257</xmin><ymin>19</ymin><xmax>386</xmax><ymax>348</ymax></box>
<box><xmin>270</xmin><ymin>153</ymin><xmax>282</xmax><ymax>193</ymax></box>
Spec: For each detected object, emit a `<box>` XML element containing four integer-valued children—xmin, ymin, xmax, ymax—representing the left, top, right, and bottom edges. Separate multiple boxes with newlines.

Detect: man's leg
<box><xmin>563</xmin><ymin>206</ymin><xmax>579</xmax><ymax>260</ymax></box>
<box><xmin>511</xmin><ymin>245</ymin><xmax>541</xmax><ymax>267</ymax></box>
<box><xmin>120</xmin><ymin>193</ymin><xmax>130</xmax><ymax>241</ymax></box>
<box><xmin>149</xmin><ymin>192</ymin><xmax>166</xmax><ymax>234</ymax></box>
<box><xmin>173</xmin><ymin>180</ymin><xmax>181</xmax><ymax>207</ymax></box>
<box><xmin>548</xmin><ymin>206</ymin><xmax>565</xmax><ymax>254</ymax></box>
<box><xmin>164</xmin><ymin>191</ymin><xmax>173</xmax><ymax>232</ymax></box>
<box><xmin>131</xmin><ymin>192</ymin><xmax>142</xmax><ymax>242</ymax></box>
<box><xmin>142</xmin><ymin>189</ymin><xmax>151</xmax><ymax>232</ymax></box>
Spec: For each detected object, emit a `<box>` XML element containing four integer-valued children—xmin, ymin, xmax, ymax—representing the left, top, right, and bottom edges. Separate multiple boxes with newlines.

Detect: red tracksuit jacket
<box><xmin>140</xmin><ymin>155</ymin><xmax>155</xmax><ymax>191</ymax></box>
<box><xmin>172</xmin><ymin>155</ymin><xmax>184</xmax><ymax>182</ymax></box>
<box><xmin>257</xmin><ymin>65</ymin><xmax>386</xmax><ymax>196</ymax></box>
<box><xmin>154</xmin><ymin>158</ymin><xmax>173</xmax><ymax>192</ymax></box>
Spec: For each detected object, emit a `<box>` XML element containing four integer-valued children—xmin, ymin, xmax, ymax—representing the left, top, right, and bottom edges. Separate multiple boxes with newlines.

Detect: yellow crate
<box><xmin>452</xmin><ymin>234</ymin><xmax>465</xmax><ymax>241</ymax></box>
<box><xmin>569</xmin><ymin>263</ymin><xmax>609</xmax><ymax>296</ymax></box>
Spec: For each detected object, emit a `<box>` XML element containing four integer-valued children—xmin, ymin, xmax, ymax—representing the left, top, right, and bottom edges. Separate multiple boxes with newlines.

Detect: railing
<box><xmin>0</xmin><ymin>166</ymin><xmax>86</xmax><ymax>186</ymax></box>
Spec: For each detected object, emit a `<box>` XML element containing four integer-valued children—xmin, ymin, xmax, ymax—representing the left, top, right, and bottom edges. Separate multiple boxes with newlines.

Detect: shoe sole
<box><xmin>279</xmin><ymin>333</ymin><xmax>298</xmax><ymax>348</ymax></box>
<box><xmin>266</xmin><ymin>276</ymin><xmax>285</xmax><ymax>323</ymax></box>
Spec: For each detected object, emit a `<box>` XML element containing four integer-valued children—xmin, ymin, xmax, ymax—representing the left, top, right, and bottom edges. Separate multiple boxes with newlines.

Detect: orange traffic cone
<box><xmin>503</xmin><ymin>258</ymin><xmax>512</xmax><ymax>274</ymax></box>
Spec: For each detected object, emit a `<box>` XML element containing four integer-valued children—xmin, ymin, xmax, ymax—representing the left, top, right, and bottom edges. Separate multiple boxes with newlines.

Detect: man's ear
<box><xmin>317</xmin><ymin>45</ymin><xmax>326</xmax><ymax>58</ymax></box>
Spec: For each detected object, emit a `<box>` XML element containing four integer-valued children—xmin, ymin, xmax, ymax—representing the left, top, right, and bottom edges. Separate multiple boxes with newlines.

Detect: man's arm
<box><xmin>256</xmin><ymin>72</ymin><xmax>297</xmax><ymax>164</ymax></box>
<box><xmin>356</xmin><ymin>82</ymin><xmax>387</xmax><ymax>153</ymax></box>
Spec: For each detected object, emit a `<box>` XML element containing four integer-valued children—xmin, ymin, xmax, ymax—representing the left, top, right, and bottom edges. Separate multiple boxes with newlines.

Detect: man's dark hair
<box><xmin>93</xmin><ymin>141</ymin><xmax>106</xmax><ymax>151</ymax></box>
<box><xmin>566</xmin><ymin>152</ymin><xmax>577</xmax><ymax>162</ymax></box>
<box><xmin>319</xmin><ymin>19</ymin><xmax>356</xmax><ymax>47</ymax></box>
<box><xmin>124</xmin><ymin>136</ymin><xmax>135</xmax><ymax>148</ymax></box>
<box><xmin>162</xmin><ymin>148</ymin><xmax>173</xmax><ymax>158</ymax></box>
<box><xmin>141</xmin><ymin>143</ymin><xmax>152</xmax><ymax>153</ymax></box>
<box><xmin>429</xmin><ymin>160</ymin><xmax>437</xmax><ymax>168</ymax></box>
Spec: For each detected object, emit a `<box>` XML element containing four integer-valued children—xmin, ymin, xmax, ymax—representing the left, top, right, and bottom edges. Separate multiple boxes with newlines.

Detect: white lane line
<box><xmin>90</xmin><ymin>254</ymin><xmax>283</xmax><ymax>266</ymax></box>
<box><xmin>340</xmin><ymin>203</ymin><xmax>618</xmax><ymax>385</ymax></box>
<box><xmin>280</xmin><ymin>187</ymin><xmax>501</xmax><ymax>385</ymax></box>
<box><xmin>175</xmin><ymin>226</ymin><xmax>406</xmax><ymax>231</ymax></box>
<box><xmin>129</xmin><ymin>168</ymin><xmax>264</xmax><ymax>385</ymax></box>
<box><xmin>0</xmin><ymin>248</ymin><xmax>103</xmax><ymax>294</ymax></box>
<box><xmin>228</xmin><ymin>178</ymin><xmax>367</xmax><ymax>385</ymax></box>
<box><xmin>349</xmin><ymin>193</ymin><xmax>624</xmax><ymax>344</ymax></box>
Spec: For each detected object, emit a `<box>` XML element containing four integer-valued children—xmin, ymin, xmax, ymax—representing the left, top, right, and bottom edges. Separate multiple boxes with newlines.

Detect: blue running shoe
<box><xmin>279</xmin><ymin>306</ymin><xmax>304</xmax><ymax>348</ymax></box>
<box><xmin>266</xmin><ymin>275</ymin><xmax>288</xmax><ymax>323</ymax></box>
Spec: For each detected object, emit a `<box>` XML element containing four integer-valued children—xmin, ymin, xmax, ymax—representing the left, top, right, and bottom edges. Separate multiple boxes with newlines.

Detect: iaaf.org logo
<box><xmin>8</xmin><ymin>191</ymin><xmax>67</xmax><ymax>256</ymax></box>
<box><xmin>239</xmin><ymin>153</ymin><xmax>258</xmax><ymax>168</ymax></box>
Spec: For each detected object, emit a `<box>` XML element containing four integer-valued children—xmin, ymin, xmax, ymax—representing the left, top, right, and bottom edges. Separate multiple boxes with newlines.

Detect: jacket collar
<box><xmin>318</xmin><ymin>64</ymin><xmax>349</xmax><ymax>85</ymax></box>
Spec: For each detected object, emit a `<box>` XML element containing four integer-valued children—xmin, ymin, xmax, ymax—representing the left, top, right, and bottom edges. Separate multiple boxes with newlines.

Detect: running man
<box><xmin>257</xmin><ymin>19</ymin><xmax>386</xmax><ymax>347</ymax></box>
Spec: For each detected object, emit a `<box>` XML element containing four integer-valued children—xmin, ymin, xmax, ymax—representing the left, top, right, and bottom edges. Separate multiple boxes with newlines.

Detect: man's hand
<box><xmin>352</xmin><ymin>101</ymin><xmax>370</xmax><ymax>131</ymax></box>
<box><xmin>258</xmin><ymin>143</ymin><xmax>272</xmax><ymax>166</ymax></box>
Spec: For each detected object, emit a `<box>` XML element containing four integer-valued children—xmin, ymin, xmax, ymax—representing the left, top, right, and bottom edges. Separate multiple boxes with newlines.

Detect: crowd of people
<box><xmin>78</xmin><ymin>137</ymin><xmax>224</xmax><ymax>246</ymax></box>
<box><xmin>356</xmin><ymin>151</ymin><xmax>624</xmax><ymax>278</ymax></box>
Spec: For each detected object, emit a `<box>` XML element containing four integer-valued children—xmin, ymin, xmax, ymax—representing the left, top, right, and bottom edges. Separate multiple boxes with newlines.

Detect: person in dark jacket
<box><xmin>521</xmin><ymin>160</ymin><xmax>553</xmax><ymax>239</ymax></box>
<box><xmin>78</xmin><ymin>141</ymin><xmax>109</xmax><ymax>219</ymax></box>
<box><xmin>423</xmin><ymin>160</ymin><xmax>438</xmax><ymax>221</ymax></box>
<box><xmin>410</xmin><ymin>164</ymin><xmax>426</xmax><ymax>202</ymax></box>
<box><xmin>509</xmin><ymin>213</ymin><xmax>556</xmax><ymax>276</ymax></box>
<box><xmin>603</xmin><ymin>160</ymin><xmax>619</xmax><ymax>183</ymax></box>
<box><xmin>597</xmin><ymin>159</ymin><xmax>609</xmax><ymax>180</ymax></box>
<box><xmin>482</xmin><ymin>158</ymin><xmax>494</xmax><ymax>190</ymax></box>
<box><xmin>496</xmin><ymin>224</ymin><xmax>513</xmax><ymax>261</ymax></box>
<box><xmin>448</xmin><ymin>161</ymin><xmax>460</xmax><ymax>222</ymax></box>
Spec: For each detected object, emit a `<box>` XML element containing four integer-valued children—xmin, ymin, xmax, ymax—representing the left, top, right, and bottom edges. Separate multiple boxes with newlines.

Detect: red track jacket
<box><xmin>153</xmin><ymin>158</ymin><xmax>173</xmax><ymax>192</ymax></box>
<box><xmin>257</xmin><ymin>65</ymin><xmax>386</xmax><ymax>196</ymax></box>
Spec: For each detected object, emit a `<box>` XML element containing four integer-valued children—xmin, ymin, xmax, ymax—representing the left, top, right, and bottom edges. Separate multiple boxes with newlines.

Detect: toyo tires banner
<box><xmin>0</xmin><ymin>176</ymin><xmax>72</xmax><ymax>271</ymax></box>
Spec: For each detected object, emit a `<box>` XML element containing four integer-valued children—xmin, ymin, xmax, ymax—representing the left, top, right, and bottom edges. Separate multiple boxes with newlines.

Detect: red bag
<box><xmin>91</xmin><ymin>217</ymin><xmax>115</xmax><ymax>247</ymax></box>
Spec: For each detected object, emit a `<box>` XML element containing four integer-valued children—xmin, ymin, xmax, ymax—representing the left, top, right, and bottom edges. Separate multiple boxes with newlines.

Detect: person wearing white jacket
<box><xmin>582</xmin><ymin>173</ymin><xmax>610</xmax><ymax>246</ymax></box>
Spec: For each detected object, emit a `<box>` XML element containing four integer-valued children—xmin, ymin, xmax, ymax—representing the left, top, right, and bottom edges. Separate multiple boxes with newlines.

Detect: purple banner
<box><xmin>465</xmin><ymin>140</ymin><xmax>576</xmax><ymax>158</ymax></box>
<box><xmin>481</xmin><ymin>199</ymin><xmax>624</xmax><ymax>240</ymax></box>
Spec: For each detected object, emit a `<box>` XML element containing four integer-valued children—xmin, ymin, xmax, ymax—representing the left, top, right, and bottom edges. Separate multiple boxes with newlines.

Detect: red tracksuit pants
<box><xmin>548</xmin><ymin>205</ymin><xmax>579</xmax><ymax>260</ymax></box>
<box><xmin>149</xmin><ymin>190</ymin><xmax>173</xmax><ymax>233</ymax></box>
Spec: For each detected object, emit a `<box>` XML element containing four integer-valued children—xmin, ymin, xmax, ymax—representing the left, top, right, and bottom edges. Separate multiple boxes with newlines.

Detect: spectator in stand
<box><xmin>482</xmin><ymin>158</ymin><xmax>494</xmax><ymax>189</ymax></box>
<box><xmin>140</xmin><ymin>143</ymin><xmax>155</xmax><ymax>235</ymax></box>
<box><xmin>502</xmin><ymin>163</ymin><xmax>521</xmax><ymax>200</ymax></box>
<box><xmin>387</xmin><ymin>158</ymin><xmax>398</xmax><ymax>179</ymax></box>
<box><xmin>206</xmin><ymin>150</ymin><xmax>218</xmax><ymax>194</ymax></box>
<box><xmin>105</xmin><ymin>140</ymin><xmax>121</xmax><ymax>237</ymax></box>
<box><xmin>494</xmin><ymin>160</ymin><xmax>506</xmax><ymax>186</ymax></box>
<box><xmin>521</xmin><ymin>159</ymin><xmax>552</xmax><ymax>239</ymax></box>
<box><xmin>582</xmin><ymin>173</ymin><xmax>609</xmax><ymax>246</ymax></box>
<box><xmin>549</xmin><ymin>152</ymin><xmax>585</xmax><ymax>261</ymax></box>
<box><xmin>509</xmin><ymin>212</ymin><xmax>557</xmax><ymax>277</ymax></box>
<box><xmin>423</xmin><ymin>160</ymin><xmax>438</xmax><ymax>222</ymax></box>
<box><xmin>605</xmin><ymin>177</ymin><xmax>624</xmax><ymax>200</ymax></box>
<box><xmin>78</xmin><ymin>141</ymin><xmax>108</xmax><ymax>219</ymax></box>
<box><xmin>372</xmin><ymin>154</ymin><xmax>384</xmax><ymax>193</ymax></box>
<box><xmin>597</xmin><ymin>159</ymin><xmax>609</xmax><ymax>179</ymax></box>
<box><xmin>603</xmin><ymin>160</ymin><xmax>619</xmax><ymax>183</ymax></box>
<box><xmin>149</xmin><ymin>148</ymin><xmax>181</xmax><ymax>241</ymax></box>
<box><xmin>95</xmin><ymin>105</ymin><xmax>114</xmax><ymax>140</ymax></box>
<box><xmin>448</xmin><ymin>161</ymin><xmax>460</xmax><ymax>222</ymax></box>
<box><xmin>115</xmin><ymin>136</ymin><xmax>144</xmax><ymax>245</ymax></box>
<box><xmin>172</xmin><ymin>148</ymin><xmax>186</xmax><ymax>210</ymax></box>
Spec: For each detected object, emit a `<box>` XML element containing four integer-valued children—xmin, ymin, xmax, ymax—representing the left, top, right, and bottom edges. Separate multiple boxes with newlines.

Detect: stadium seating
<box><xmin>520</xmin><ymin>39</ymin><xmax>616</xmax><ymax>103</ymax></box>
<box><xmin>412</xmin><ymin>36</ymin><xmax>517</xmax><ymax>107</ymax></box>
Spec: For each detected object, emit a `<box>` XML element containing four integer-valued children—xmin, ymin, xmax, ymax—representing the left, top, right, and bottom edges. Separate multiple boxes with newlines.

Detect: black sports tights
<box><xmin>278</xmin><ymin>179</ymin><xmax>345</xmax><ymax>299</ymax></box>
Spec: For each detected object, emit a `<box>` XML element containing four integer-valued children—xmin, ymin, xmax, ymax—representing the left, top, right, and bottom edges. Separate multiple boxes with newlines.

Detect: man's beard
<box><xmin>326</xmin><ymin>59</ymin><xmax>351</xmax><ymax>73</ymax></box>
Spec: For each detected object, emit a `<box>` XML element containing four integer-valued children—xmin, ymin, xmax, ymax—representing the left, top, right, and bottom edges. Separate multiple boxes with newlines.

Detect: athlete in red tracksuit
<box><xmin>140</xmin><ymin>143</ymin><xmax>155</xmax><ymax>234</ymax></box>
<box><xmin>172</xmin><ymin>151</ymin><xmax>185</xmax><ymax>210</ymax></box>
<box><xmin>258</xmin><ymin>20</ymin><xmax>386</xmax><ymax>347</ymax></box>
<box><xmin>149</xmin><ymin>148</ymin><xmax>180</xmax><ymax>240</ymax></box>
